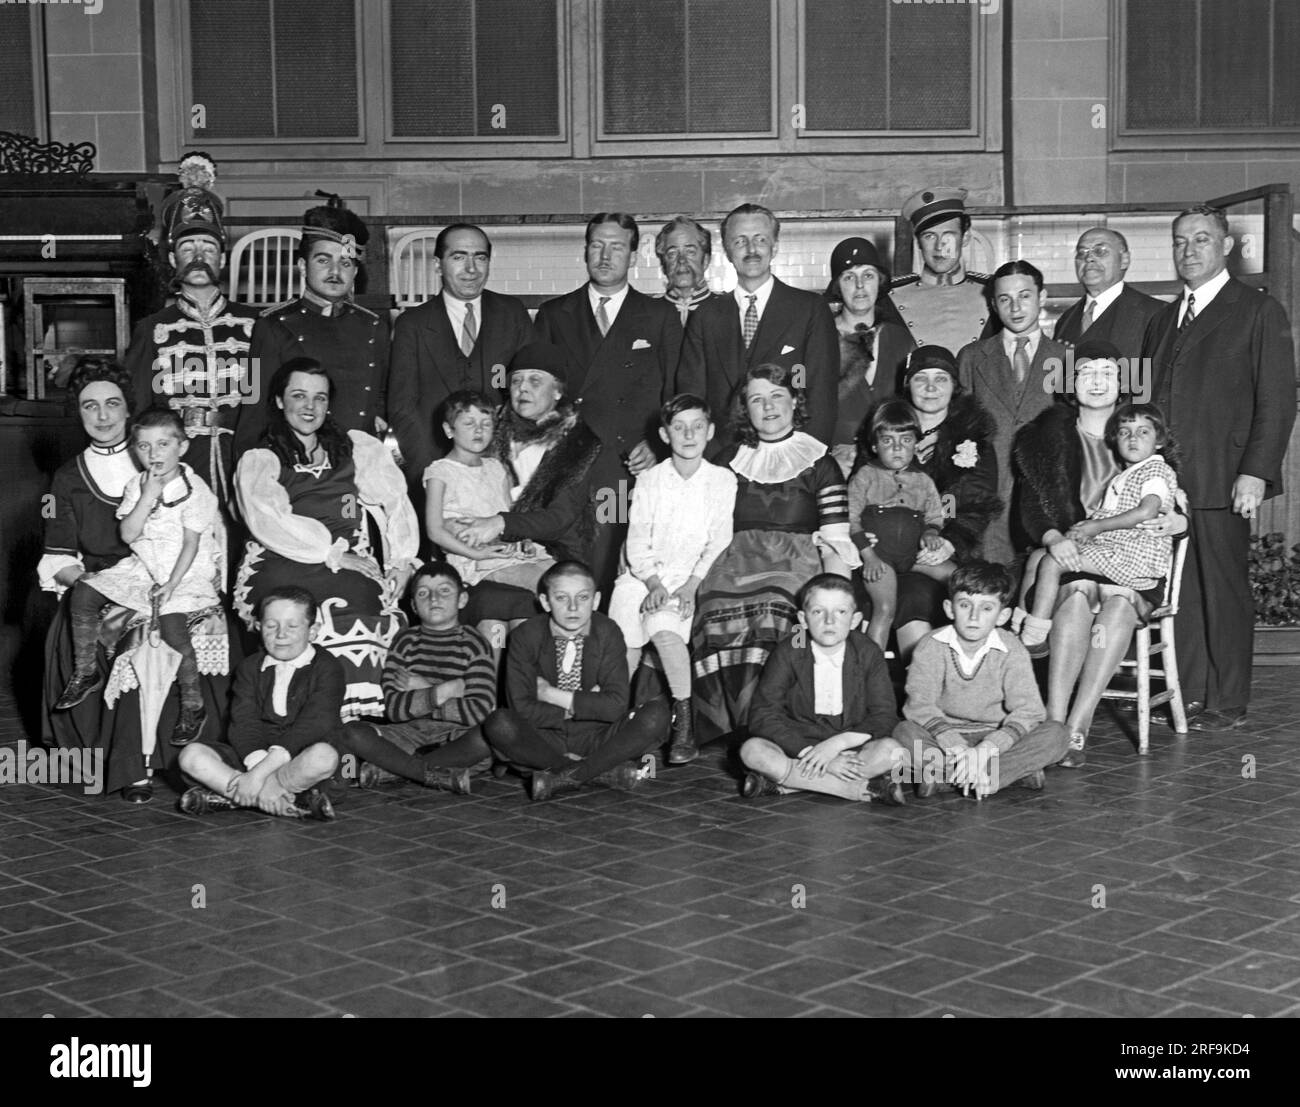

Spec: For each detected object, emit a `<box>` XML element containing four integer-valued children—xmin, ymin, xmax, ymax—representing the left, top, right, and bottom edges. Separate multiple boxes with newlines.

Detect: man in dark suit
<box><xmin>387</xmin><ymin>223</ymin><xmax>532</xmax><ymax>497</ymax></box>
<box><xmin>1054</xmin><ymin>227</ymin><xmax>1163</xmax><ymax>371</ymax></box>
<box><xmin>1146</xmin><ymin>204</ymin><xmax>1296</xmax><ymax>730</ymax></box>
<box><xmin>957</xmin><ymin>260</ymin><xmax>1071</xmax><ymax>567</ymax></box>
<box><xmin>532</xmin><ymin>212</ymin><xmax>683</xmax><ymax>598</ymax></box>
<box><xmin>652</xmin><ymin>214</ymin><xmax>723</xmax><ymax>325</ymax></box>
<box><xmin>677</xmin><ymin>203</ymin><xmax>838</xmax><ymax>454</ymax></box>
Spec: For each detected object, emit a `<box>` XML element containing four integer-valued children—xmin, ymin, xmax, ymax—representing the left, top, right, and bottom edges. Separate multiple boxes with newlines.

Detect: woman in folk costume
<box><xmin>234</xmin><ymin>358</ymin><xmax>418</xmax><ymax>721</ymax></box>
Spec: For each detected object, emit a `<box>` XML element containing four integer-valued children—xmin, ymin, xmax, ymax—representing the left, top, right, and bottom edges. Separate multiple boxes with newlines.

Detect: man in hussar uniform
<box><xmin>234</xmin><ymin>194</ymin><xmax>389</xmax><ymax>457</ymax></box>
<box><xmin>887</xmin><ymin>186</ymin><xmax>997</xmax><ymax>355</ymax></box>
<box><xmin>127</xmin><ymin>153</ymin><xmax>259</xmax><ymax>509</ymax></box>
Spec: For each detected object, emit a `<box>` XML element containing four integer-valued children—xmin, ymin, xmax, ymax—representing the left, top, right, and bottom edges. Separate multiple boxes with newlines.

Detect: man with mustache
<box><xmin>887</xmin><ymin>187</ymin><xmax>998</xmax><ymax>355</ymax></box>
<box><xmin>1053</xmin><ymin>227</ymin><xmax>1162</xmax><ymax>367</ymax></box>
<box><xmin>233</xmin><ymin>196</ymin><xmax>389</xmax><ymax>458</ymax></box>
<box><xmin>531</xmin><ymin>212</ymin><xmax>683</xmax><ymax>601</ymax></box>
<box><xmin>677</xmin><ymin>202</ymin><xmax>838</xmax><ymax>455</ymax></box>
<box><xmin>653</xmin><ymin>215</ymin><xmax>721</xmax><ymax>325</ymax></box>
<box><xmin>126</xmin><ymin>174</ymin><xmax>258</xmax><ymax>508</ymax></box>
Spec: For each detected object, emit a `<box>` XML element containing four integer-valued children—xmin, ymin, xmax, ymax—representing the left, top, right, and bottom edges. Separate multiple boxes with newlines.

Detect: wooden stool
<box><xmin>22</xmin><ymin>277</ymin><xmax>130</xmax><ymax>399</ymax></box>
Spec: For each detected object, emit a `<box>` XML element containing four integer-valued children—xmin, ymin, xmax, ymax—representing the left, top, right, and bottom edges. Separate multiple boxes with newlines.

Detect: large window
<box><xmin>801</xmin><ymin>0</ymin><xmax>974</xmax><ymax>133</ymax></box>
<box><xmin>1120</xmin><ymin>0</ymin><xmax>1300</xmax><ymax>145</ymax></box>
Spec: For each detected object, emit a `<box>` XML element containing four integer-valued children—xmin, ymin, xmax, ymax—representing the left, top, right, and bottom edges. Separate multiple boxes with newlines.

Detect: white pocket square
<box><xmin>781</xmin><ymin>344</ymin><xmax>796</xmax><ymax>355</ymax></box>
<box><xmin>632</xmin><ymin>338</ymin><xmax>652</xmax><ymax>350</ymax></box>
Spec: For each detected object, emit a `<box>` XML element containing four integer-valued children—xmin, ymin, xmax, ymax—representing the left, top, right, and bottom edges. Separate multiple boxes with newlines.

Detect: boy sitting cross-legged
<box><xmin>891</xmin><ymin>560</ymin><xmax>1068</xmax><ymax>799</ymax></box>
<box><xmin>335</xmin><ymin>561</ymin><xmax>494</xmax><ymax>794</ymax></box>
<box><xmin>430</xmin><ymin>560</ymin><xmax>671</xmax><ymax>801</ymax></box>
<box><xmin>740</xmin><ymin>574</ymin><xmax>905</xmax><ymax>803</ymax></box>
<box><xmin>177</xmin><ymin>586</ymin><xmax>361</xmax><ymax>820</ymax></box>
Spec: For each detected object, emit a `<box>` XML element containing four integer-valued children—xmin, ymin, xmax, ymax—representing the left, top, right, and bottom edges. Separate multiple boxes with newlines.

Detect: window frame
<box><xmin>1</xmin><ymin>5</ymin><xmax>47</xmax><ymax>140</ymax></box>
<box><xmin>1112</xmin><ymin>0</ymin><xmax>1300</xmax><ymax>150</ymax></box>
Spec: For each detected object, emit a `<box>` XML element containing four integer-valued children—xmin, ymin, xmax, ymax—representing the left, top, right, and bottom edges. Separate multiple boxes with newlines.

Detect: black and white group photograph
<box><xmin>0</xmin><ymin>0</ymin><xmax>1297</xmax><ymax>1059</ymax></box>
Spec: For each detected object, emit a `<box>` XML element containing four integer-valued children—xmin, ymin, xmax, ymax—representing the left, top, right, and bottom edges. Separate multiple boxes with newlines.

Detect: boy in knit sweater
<box><xmin>336</xmin><ymin>561</ymin><xmax>495</xmax><ymax>793</ymax></box>
<box><xmin>891</xmin><ymin>561</ymin><xmax>1068</xmax><ymax>798</ymax></box>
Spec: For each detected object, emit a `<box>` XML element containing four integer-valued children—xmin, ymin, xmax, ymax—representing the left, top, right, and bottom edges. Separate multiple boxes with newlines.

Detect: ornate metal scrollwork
<box><xmin>0</xmin><ymin>131</ymin><xmax>97</xmax><ymax>175</ymax></box>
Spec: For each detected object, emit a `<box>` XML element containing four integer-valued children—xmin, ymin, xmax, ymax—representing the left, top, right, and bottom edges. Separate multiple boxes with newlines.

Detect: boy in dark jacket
<box><xmin>741</xmin><ymin>574</ymin><xmax>905</xmax><ymax>803</ymax></box>
<box><xmin>177</xmin><ymin>586</ymin><xmax>354</xmax><ymax>819</ymax></box>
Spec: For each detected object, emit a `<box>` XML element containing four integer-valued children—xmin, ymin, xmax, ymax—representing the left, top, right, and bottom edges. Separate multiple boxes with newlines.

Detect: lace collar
<box><xmin>730</xmin><ymin>431</ymin><xmax>827</xmax><ymax>484</ymax></box>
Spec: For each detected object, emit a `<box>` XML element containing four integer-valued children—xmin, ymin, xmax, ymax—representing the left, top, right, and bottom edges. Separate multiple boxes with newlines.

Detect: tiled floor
<box><xmin>2</xmin><ymin>669</ymin><xmax>1299</xmax><ymax>1019</ymax></box>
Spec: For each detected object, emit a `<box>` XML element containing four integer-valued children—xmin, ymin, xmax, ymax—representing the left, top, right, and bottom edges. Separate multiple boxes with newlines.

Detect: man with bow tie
<box><xmin>653</xmin><ymin>214</ymin><xmax>722</xmax><ymax>325</ymax></box>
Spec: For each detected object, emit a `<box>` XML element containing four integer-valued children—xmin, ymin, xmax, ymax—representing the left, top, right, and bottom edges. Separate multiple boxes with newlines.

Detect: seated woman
<box><xmin>888</xmin><ymin>346</ymin><xmax>1001</xmax><ymax>661</ymax></box>
<box><xmin>40</xmin><ymin>357</ymin><xmax>233</xmax><ymax>803</ymax></box>
<box><xmin>691</xmin><ymin>363</ymin><xmax>860</xmax><ymax>745</ymax></box>
<box><xmin>451</xmin><ymin>342</ymin><xmax>605</xmax><ymax>634</ymax></box>
<box><xmin>234</xmin><ymin>357</ymin><xmax>418</xmax><ymax>721</ymax></box>
<box><xmin>824</xmin><ymin>237</ymin><xmax>915</xmax><ymax>476</ymax></box>
<box><xmin>1014</xmin><ymin>340</ymin><xmax>1186</xmax><ymax>767</ymax></box>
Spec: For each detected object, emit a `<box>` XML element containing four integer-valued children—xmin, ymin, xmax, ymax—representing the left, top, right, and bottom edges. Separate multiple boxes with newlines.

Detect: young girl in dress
<box><xmin>55</xmin><ymin>407</ymin><xmax>223</xmax><ymax>746</ymax></box>
<box><xmin>1019</xmin><ymin>402</ymin><xmax>1179</xmax><ymax>651</ymax></box>
<box><xmin>423</xmin><ymin>391</ymin><xmax>553</xmax><ymax>640</ymax></box>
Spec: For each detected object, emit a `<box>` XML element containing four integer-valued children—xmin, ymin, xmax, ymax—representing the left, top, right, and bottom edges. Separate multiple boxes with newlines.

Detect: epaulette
<box><xmin>965</xmin><ymin>272</ymin><xmax>992</xmax><ymax>285</ymax></box>
<box><xmin>351</xmin><ymin>303</ymin><xmax>379</xmax><ymax>320</ymax></box>
<box><xmin>889</xmin><ymin>273</ymin><xmax>921</xmax><ymax>290</ymax></box>
<box><xmin>258</xmin><ymin>302</ymin><xmax>288</xmax><ymax>318</ymax></box>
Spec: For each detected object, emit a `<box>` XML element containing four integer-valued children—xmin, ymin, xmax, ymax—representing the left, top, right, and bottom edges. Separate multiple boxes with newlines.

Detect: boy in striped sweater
<box><xmin>338</xmin><ymin>561</ymin><xmax>495</xmax><ymax>793</ymax></box>
<box><xmin>891</xmin><ymin>561</ymin><xmax>1068</xmax><ymax>798</ymax></box>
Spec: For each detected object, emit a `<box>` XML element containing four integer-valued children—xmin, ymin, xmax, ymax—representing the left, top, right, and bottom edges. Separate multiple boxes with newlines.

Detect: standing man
<box><xmin>677</xmin><ymin>203</ymin><xmax>838</xmax><ymax>453</ymax></box>
<box><xmin>1146</xmin><ymin>204</ymin><xmax>1296</xmax><ymax>730</ymax></box>
<box><xmin>1054</xmin><ymin>227</ymin><xmax>1163</xmax><ymax>370</ymax></box>
<box><xmin>532</xmin><ymin>212</ymin><xmax>683</xmax><ymax>598</ymax></box>
<box><xmin>234</xmin><ymin>196</ymin><xmax>389</xmax><ymax>456</ymax></box>
<box><xmin>387</xmin><ymin>223</ymin><xmax>532</xmax><ymax>496</ymax></box>
<box><xmin>126</xmin><ymin>166</ymin><xmax>258</xmax><ymax>509</ymax></box>
<box><xmin>888</xmin><ymin>187</ymin><xmax>997</xmax><ymax>354</ymax></box>
<box><xmin>653</xmin><ymin>215</ymin><xmax>721</xmax><ymax>325</ymax></box>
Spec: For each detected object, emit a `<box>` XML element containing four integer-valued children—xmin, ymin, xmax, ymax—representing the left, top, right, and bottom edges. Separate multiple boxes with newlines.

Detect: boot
<box><xmin>590</xmin><ymin>761</ymin><xmax>645</xmax><ymax>791</ymax></box>
<box><xmin>666</xmin><ymin>699</ymin><xmax>698</xmax><ymax>764</ymax></box>
<box><xmin>294</xmin><ymin>787</ymin><xmax>336</xmax><ymax>821</ymax></box>
<box><xmin>178</xmin><ymin>785</ymin><xmax>236</xmax><ymax>815</ymax></box>
<box><xmin>170</xmin><ymin>702</ymin><xmax>207</xmax><ymax>746</ymax></box>
<box><xmin>54</xmin><ymin>669</ymin><xmax>104</xmax><ymax>711</ymax></box>
<box><xmin>357</xmin><ymin>761</ymin><xmax>400</xmax><ymax>789</ymax></box>
<box><xmin>528</xmin><ymin>767</ymin><xmax>582</xmax><ymax>802</ymax></box>
<box><xmin>423</xmin><ymin>766</ymin><xmax>472</xmax><ymax>795</ymax></box>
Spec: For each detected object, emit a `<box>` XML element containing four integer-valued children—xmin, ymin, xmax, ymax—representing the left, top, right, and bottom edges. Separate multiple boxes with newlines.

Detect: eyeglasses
<box><xmin>1074</xmin><ymin>246</ymin><xmax>1114</xmax><ymax>261</ymax></box>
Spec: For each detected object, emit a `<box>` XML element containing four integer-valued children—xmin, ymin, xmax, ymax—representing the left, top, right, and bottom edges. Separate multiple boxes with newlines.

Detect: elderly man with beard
<box><xmin>653</xmin><ymin>215</ymin><xmax>721</xmax><ymax>325</ymax></box>
<box><xmin>127</xmin><ymin>160</ymin><xmax>258</xmax><ymax>508</ymax></box>
<box><xmin>234</xmin><ymin>195</ymin><xmax>389</xmax><ymax>457</ymax></box>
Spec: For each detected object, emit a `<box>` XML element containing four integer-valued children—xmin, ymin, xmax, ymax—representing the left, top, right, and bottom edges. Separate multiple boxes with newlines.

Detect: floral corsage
<box><xmin>953</xmin><ymin>440</ymin><xmax>978</xmax><ymax>469</ymax></box>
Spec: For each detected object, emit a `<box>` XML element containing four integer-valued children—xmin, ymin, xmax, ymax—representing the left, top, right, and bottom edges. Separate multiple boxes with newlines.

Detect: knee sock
<box><xmin>158</xmin><ymin>613</ymin><xmax>202</xmax><ymax>710</ymax></box>
<box><xmin>68</xmin><ymin>582</ymin><xmax>107</xmax><ymax>677</ymax></box>
<box><xmin>1020</xmin><ymin>613</ymin><xmax>1052</xmax><ymax>647</ymax></box>
<box><xmin>650</xmin><ymin>631</ymin><xmax>691</xmax><ymax>702</ymax></box>
<box><xmin>420</xmin><ymin>725</ymin><xmax>494</xmax><ymax>770</ymax></box>
<box><xmin>337</xmin><ymin>722</ymin><xmax>428</xmax><ymax>785</ymax></box>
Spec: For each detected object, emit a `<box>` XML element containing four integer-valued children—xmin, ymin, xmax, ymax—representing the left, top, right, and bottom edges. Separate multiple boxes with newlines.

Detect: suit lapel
<box><xmin>1055</xmin><ymin>298</ymin><xmax>1084</xmax><ymax>344</ymax></box>
<box><xmin>975</xmin><ymin>340</ymin><xmax>1019</xmax><ymax>420</ymax></box>
<box><xmin>562</xmin><ymin>287</ymin><xmax>601</xmax><ymax>393</ymax></box>
<box><xmin>1170</xmin><ymin>280</ymin><xmax>1238</xmax><ymax>357</ymax></box>
<box><xmin>748</xmin><ymin>279</ymin><xmax>790</xmax><ymax>370</ymax></box>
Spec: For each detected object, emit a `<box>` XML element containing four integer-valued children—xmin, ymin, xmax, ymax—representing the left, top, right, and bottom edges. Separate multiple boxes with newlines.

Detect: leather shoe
<box><xmin>178</xmin><ymin>785</ymin><xmax>235</xmax><ymax>815</ymax></box>
<box><xmin>121</xmin><ymin>781</ymin><xmax>153</xmax><ymax>804</ymax></box>
<box><xmin>54</xmin><ymin>670</ymin><xmax>103</xmax><ymax>711</ymax></box>
<box><xmin>170</xmin><ymin>703</ymin><xmax>207</xmax><ymax>746</ymax></box>
<box><xmin>1187</xmin><ymin>707</ymin><xmax>1248</xmax><ymax>731</ymax></box>
<box><xmin>1182</xmin><ymin>700</ymin><xmax>1206</xmax><ymax>722</ymax></box>
<box><xmin>1058</xmin><ymin>732</ymin><xmax>1087</xmax><ymax>768</ymax></box>
<box><xmin>529</xmin><ymin>768</ymin><xmax>581</xmax><ymax>802</ymax></box>
<box><xmin>592</xmin><ymin>762</ymin><xmax>644</xmax><ymax>791</ymax></box>
<box><xmin>295</xmin><ymin>787</ymin><xmax>336</xmax><ymax>821</ymax></box>
<box><xmin>423</xmin><ymin>766</ymin><xmax>472</xmax><ymax>794</ymax></box>
<box><xmin>740</xmin><ymin>771</ymin><xmax>785</xmax><ymax>798</ymax></box>
<box><xmin>357</xmin><ymin>761</ymin><xmax>399</xmax><ymax>789</ymax></box>
<box><xmin>1016</xmin><ymin>769</ymin><xmax>1046</xmax><ymax>791</ymax></box>
<box><xmin>865</xmin><ymin>775</ymin><xmax>906</xmax><ymax>806</ymax></box>
<box><xmin>666</xmin><ymin>699</ymin><xmax>698</xmax><ymax>764</ymax></box>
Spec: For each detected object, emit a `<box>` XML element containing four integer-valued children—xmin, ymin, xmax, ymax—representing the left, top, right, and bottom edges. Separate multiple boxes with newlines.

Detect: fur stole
<box><xmin>921</xmin><ymin>391</ymin><xmax>1002</xmax><ymax>559</ymax></box>
<box><xmin>1012</xmin><ymin>401</ymin><xmax>1085</xmax><ymax>539</ymax></box>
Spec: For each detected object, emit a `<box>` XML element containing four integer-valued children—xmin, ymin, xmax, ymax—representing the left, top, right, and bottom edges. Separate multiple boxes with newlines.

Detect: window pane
<box><xmin>889</xmin><ymin>2</ymin><xmax>971</xmax><ymax>129</ymax></box>
<box><xmin>1125</xmin><ymin>0</ymin><xmax>1196</xmax><ymax>129</ymax></box>
<box><xmin>685</xmin><ymin>0</ymin><xmax>770</xmax><ymax>132</ymax></box>
<box><xmin>390</xmin><ymin>0</ymin><xmax>474</xmax><ymax>136</ymax></box>
<box><xmin>191</xmin><ymin>0</ymin><xmax>275</xmax><ymax>138</ymax></box>
<box><xmin>0</xmin><ymin>7</ymin><xmax>36</xmax><ymax>135</ymax></box>
<box><xmin>476</xmin><ymin>0</ymin><xmax>560</xmax><ymax>135</ymax></box>
<box><xmin>1274</xmin><ymin>0</ymin><xmax>1300</xmax><ymax>125</ymax></box>
<box><xmin>602</xmin><ymin>0</ymin><xmax>687</xmax><ymax>134</ymax></box>
<box><xmin>803</xmin><ymin>0</ymin><xmax>888</xmax><ymax>131</ymax></box>
<box><xmin>275</xmin><ymin>0</ymin><xmax>359</xmax><ymax>137</ymax></box>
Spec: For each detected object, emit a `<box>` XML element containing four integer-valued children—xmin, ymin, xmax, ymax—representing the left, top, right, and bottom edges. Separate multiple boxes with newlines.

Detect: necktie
<box><xmin>460</xmin><ymin>302</ymin><xmax>477</xmax><ymax>357</ymax></box>
<box><xmin>1013</xmin><ymin>336</ymin><xmax>1030</xmax><ymax>385</ymax></box>
<box><xmin>596</xmin><ymin>296</ymin><xmax>611</xmax><ymax>337</ymax></box>
<box><xmin>1081</xmin><ymin>299</ymin><xmax>1095</xmax><ymax>331</ymax></box>
<box><xmin>742</xmin><ymin>294</ymin><xmax>758</xmax><ymax>349</ymax></box>
<box><xmin>1180</xmin><ymin>292</ymin><xmax>1196</xmax><ymax>332</ymax></box>
<box><xmin>554</xmin><ymin>636</ymin><xmax>583</xmax><ymax>692</ymax></box>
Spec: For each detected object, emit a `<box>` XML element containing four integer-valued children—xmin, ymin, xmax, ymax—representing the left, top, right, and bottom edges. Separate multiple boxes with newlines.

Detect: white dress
<box><xmin>90</xmin><ymin>463</ymin><xmax>224</xmax><ymax>615</ymax></box>
<box><xmin>608</xmin><ymin>458</ymin><xmax>738</xmax><ymax>647</ymax></box>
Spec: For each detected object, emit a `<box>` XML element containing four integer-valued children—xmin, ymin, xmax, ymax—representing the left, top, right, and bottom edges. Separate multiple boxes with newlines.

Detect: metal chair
<box><xmin>390</xmin><ymin>228</ymin><xmax>443</xmax><ymax>310</ymax></box>
<box><xmin>1100</xmin><ymin>532</ymin><xmax>1190</xmax><ymax>753</ymax></box>
<box><xmin>228</xmin><ymin>227</ymin><xmax>303</xmax><ymax>308</ymax></box>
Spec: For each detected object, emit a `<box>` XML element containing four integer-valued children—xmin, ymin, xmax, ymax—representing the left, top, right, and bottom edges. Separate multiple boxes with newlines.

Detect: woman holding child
<box><xmin>1013</xmin><ymin>339</ymin><xmax>1185</xmax><ymax>766</ymax></box>
<box><xmin>889</xmin><ymin>346</ymin><xmax>1001</xmax><ymax>659</ymax></box>
<box><xmin>691</xmin><ymin>363</ymin><xmax>861</xmax><ymax>744</ymax></box>
<box><xmin>234</xmin><ymin>357</ymin><xmax>419</xmax><ymax>722</ymax></box>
